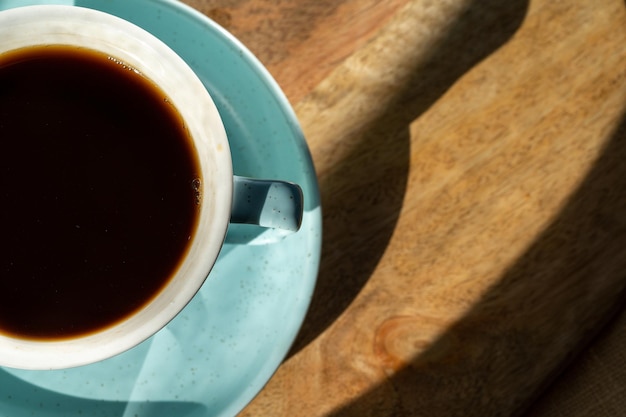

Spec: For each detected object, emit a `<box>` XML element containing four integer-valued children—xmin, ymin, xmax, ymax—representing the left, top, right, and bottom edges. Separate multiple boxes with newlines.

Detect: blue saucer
<box><xmin>0</xmin><ymin>1</ymin><xmax>322</xmax><ymax>416</ymax></box>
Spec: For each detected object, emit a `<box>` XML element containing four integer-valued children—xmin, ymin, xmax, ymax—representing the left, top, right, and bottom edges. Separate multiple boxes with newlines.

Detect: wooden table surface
<box><xmin>183</xmin><ymin>1</ymin><xmax>626</xmax><ymax>416</ymax></box>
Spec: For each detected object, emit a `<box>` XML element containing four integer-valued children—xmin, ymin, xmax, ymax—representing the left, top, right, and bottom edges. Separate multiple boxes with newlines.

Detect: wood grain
<box><xmin>181</xmin><ymin>0</ymin><xmax>626</xmax><ymax>416</ymax></box>
<box><xmin>184</xmin><ymin>0</ymin><xmax>407</xmax><ymax>104</ymax></box>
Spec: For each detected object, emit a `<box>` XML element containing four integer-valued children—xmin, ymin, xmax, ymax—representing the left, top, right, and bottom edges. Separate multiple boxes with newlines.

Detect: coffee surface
<box><xmin>0</xmin><ymin>46</ymin><xmax>201</xmax><ymax>340</ymax></box>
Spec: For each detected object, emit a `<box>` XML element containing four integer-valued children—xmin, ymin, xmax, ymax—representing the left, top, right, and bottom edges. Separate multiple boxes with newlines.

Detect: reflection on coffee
<box><xmin>0</xmin><ymin>46</ymin><xmax>201</xmax><ymax>340</ymax></box>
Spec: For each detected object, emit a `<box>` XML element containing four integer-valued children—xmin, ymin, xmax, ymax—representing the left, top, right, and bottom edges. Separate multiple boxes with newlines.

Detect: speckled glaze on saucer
<box><xmin>0</xmin><ymin>0</ymin><xmax>321</xmax><ymax>416</ymax></box>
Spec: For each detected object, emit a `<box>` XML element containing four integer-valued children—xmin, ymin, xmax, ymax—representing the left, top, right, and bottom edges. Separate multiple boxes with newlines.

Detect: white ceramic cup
<box><xmin>0</xmin><ymin>5</ymin><xmax>302</xmax><ymax>370</ymax></box>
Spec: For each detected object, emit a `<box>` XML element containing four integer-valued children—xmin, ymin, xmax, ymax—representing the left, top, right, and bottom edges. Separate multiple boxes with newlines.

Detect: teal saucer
<box><xmin>0</xmin><ymin>1</ymin><xmax>322</xmax><ymax>416</ymax></box>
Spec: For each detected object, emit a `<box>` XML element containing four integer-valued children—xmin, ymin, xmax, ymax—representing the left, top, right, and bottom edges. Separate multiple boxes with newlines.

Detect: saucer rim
<box><xmin>0</xmin><ymin>0</ymin><xmax>322</xmax><ymax>416</ymax></box>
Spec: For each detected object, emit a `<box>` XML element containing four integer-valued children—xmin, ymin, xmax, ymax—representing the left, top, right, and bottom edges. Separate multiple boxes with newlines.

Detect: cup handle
<box><xmin>230</xmin><ymin>175</ymin><xmax>304</xmax><ymax>232</ymax></box>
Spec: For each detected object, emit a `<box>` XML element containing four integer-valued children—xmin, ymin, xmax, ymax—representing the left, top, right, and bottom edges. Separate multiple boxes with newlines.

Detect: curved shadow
<box><xmin>289</xmin><ymin>0</ymin><xmax>530</xmax><ymax>356</ymax></box>
<box><xmin>325</xmin><ymin>92</ymin><xmax>626</xmax><ymax>416</ymax></box>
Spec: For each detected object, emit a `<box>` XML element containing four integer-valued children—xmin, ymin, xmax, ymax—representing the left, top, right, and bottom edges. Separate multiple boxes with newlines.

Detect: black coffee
<box><xmin>0</xmin><ymin>45</ymin><xmax>201</xmax><ymax>340</ymax></box>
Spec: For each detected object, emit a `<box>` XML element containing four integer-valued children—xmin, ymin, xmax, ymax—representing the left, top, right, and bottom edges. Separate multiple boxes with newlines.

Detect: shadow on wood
<box><xmin>324</xmin><ymin>76</ymin><xmax>626</xmax><ymax>417</ymax></box>
<box><xmin>289</xmin><ymin>0</ymin><xmax>530</xmax><ymax>357</ymax></box>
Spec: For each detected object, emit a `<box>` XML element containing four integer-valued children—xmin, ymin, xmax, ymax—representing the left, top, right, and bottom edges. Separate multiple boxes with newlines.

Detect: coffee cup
<box><xmin>0</xmin><ymin>5</ymin><xmax>303</xmax><ymax>370</ymax></box>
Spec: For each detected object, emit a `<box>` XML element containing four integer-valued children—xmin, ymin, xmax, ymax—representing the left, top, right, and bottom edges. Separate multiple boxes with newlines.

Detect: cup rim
<box><xmin>0</xmin><ymin>5</ymin><xmax>233</xmax><ymax>369</ymax></box>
